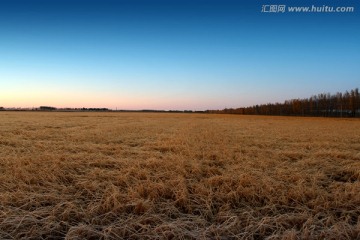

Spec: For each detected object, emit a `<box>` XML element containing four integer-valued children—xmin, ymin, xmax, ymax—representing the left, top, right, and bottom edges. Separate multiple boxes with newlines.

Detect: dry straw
<box><xmin>0</xmin><ymin>112</ymin><xmax>359</xmax><ymax>239</ymax></box>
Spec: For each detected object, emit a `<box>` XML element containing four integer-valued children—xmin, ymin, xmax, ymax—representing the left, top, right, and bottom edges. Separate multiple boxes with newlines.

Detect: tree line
<box><xmin>207</xmin><ymin>88</ymin><xmax>360</xmax><ymax>117</ymax></box>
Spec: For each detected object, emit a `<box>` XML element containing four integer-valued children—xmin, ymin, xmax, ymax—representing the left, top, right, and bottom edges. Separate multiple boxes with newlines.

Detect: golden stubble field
<box><xmin>0</xmin><ymin>112</ymin><xmax>359</xmax><ymax>239</ymax></box>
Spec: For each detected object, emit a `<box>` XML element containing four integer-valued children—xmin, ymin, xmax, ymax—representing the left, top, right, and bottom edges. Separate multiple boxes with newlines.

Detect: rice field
<box><xmin>0</xmin><ymin>112</ymin><xmax>359</xmax><ymax>239</ymax></box>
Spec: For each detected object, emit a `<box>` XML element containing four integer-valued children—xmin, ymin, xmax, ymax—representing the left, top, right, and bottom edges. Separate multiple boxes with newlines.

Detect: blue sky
<box><xmin>0</xmin><ymin>0</ymin><xmax>359</xmax><ymax>110</ymax></box>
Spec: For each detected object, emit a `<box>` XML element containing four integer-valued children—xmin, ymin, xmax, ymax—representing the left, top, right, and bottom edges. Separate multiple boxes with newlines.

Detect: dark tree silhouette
<box><xmin>208</xmin><ymin>88</ymin><xmax>360</xmax><ymax>118</ymax></box>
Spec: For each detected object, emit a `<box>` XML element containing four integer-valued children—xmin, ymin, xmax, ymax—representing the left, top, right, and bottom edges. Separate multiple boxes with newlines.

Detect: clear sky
<box><xmin>0</xmin><ymin>0</ymin><xmax>359</xmax><ymax>110</ymax></box>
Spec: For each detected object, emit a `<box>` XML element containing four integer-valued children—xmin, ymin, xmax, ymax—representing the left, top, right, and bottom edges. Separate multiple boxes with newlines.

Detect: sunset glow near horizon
<box><xmin>1</xmin><ymin>0</ymin><xmax>359</xmax><ymax>110</ymax></box>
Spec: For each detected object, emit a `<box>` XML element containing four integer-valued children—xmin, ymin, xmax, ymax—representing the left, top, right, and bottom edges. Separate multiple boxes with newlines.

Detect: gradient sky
<box><xmin>0</xmin><ymin>0</ymin><xmax>359</xmax><ymax>110</ymax></box>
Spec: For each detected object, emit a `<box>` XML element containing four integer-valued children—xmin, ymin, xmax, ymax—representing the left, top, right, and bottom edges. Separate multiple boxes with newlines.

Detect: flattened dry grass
<box><xmin>0</xmin><ymin>112</ymin><xmax>359</xmax><ymax>239</ymax></box>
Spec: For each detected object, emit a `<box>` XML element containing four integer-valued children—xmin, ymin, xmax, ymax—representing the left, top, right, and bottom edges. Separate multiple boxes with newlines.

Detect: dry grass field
<box><xmin>0</xmin><ymin>112</ymin><xmax>359</xmax><ymax>239</ymax></box>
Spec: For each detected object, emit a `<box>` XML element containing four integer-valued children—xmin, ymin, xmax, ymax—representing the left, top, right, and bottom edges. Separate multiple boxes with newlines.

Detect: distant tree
<box><xmin>39</xmin><ymin>106</ymin><xmax>56</xmax><ymax>111</ymax></box>
<box><xmin>354</xmin><ymin>88</ymin><xmax>360</xmax><ymax>117</ymax></box>
<box><xmin>213</xmin><ymin>88</ymin><xmax>359</xmax><ymax>118</ymax></box>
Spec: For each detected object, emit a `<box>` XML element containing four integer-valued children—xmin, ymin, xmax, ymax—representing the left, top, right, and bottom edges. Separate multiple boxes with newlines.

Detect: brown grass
<box><xmin>0</xmin><ymin>112</ymin><xmax>359</xmax><ymax>239</ymax></box>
